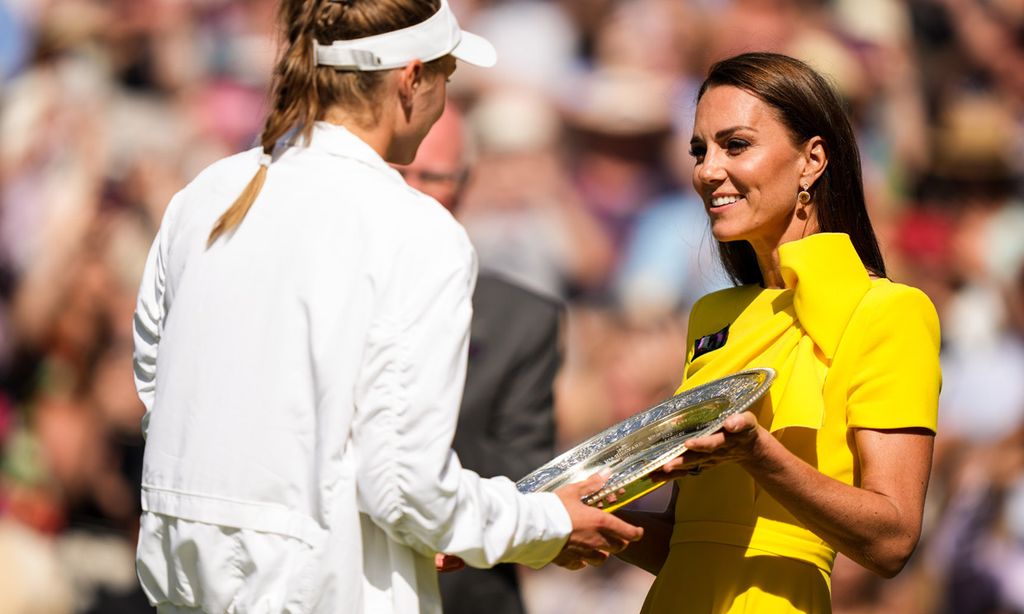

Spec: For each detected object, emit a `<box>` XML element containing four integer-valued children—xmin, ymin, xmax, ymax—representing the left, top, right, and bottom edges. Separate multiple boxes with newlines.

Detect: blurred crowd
<box><xmin>1</xmin><ymin>0</ymin><xmax>1023</xmax><ymax>612</ymax></box>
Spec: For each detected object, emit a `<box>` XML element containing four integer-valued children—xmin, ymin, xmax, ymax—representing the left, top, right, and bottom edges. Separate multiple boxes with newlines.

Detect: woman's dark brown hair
<box><xmin>208</xmin><ymin>0</ymin><xmax>442</xmax><ymax>245</ymax></box>
<box><xmin>697</xmin><ymin>52</ymin><xmax>886</xmax><ymax>285</ymax></box>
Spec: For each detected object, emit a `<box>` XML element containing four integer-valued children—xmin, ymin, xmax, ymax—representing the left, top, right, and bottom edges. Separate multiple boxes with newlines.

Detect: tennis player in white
<box><xmin>132</xmin><ymin>1</ymin><xmax>642</xmax><ymax>612</ymax></box>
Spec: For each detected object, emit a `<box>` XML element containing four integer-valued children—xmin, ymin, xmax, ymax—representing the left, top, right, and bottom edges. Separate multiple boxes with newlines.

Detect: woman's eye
<box><xmin>726</xmin><ymin>139</ymin><xmax>750</xmax><ymax>153</ymax></box>
<box><xmin>689</xmin><ymin>146</ymin><xmax>706</xmax><ymax>161</ymax></box>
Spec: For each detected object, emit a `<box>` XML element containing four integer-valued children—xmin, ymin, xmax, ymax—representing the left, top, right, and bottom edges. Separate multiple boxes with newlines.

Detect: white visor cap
<box><xmin>315</xmin><ymin>0</ymin><xmax>496</xmax><ymax>71</ymax></box>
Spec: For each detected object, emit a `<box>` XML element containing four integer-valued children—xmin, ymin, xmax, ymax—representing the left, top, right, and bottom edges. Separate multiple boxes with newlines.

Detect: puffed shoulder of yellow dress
<box><xmin>641</xmin><ymin>232</ymin><xmax>941</xmax><ymax>614</ymax></box>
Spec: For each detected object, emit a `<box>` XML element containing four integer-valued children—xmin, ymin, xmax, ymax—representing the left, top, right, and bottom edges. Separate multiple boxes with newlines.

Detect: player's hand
<box><xmin>552</xmin><ymin>470</ymin><xmax>644</xmax><ymax>570</ymax></box>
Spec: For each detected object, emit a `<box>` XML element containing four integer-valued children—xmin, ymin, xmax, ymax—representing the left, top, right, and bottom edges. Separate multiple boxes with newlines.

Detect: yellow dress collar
<box><xmin>778</xmin><ymin>233</ymin><xmax>872</xmax><ymax>360</ymax></box>
<box><xmin>680</xmin><ymin>232</ymin><xmax>874</xmax><ymax>432</ymax></box>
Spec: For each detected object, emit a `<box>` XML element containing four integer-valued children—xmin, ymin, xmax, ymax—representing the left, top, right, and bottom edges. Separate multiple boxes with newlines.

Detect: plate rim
<box><xmin>516</xmin><ymin>367</ymin><xmax>777</xmax><ymax>503</ymax></box>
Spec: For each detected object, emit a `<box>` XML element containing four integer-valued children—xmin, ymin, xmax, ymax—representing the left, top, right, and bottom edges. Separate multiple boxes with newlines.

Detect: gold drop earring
<box><xmin>796</xmin><ymin>183</ymin><xmax>811</xmax><ymax>220</ymax></box>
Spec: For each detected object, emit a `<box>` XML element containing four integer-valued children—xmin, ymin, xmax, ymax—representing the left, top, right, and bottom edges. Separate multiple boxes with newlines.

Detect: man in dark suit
<box><xmin>397</xmin><ymin>104</ymin><xmax>562</xmax><ymax>614</ymax></box>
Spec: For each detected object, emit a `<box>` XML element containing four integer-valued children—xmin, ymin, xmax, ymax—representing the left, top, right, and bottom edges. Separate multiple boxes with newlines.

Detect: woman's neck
<box><xmin>321</xmin><ymin>109</ymin><xmax>395</xmax><ymax>161</ymax></box>
<box><xmin>752</xmin><ymin>214</ymin><xmax>820</xmax><ymax>288</ymax></box>
<box><xmin>755</xmin><ymin>248</ymin><xmax>785</xmax><ymax>289</ymax></box>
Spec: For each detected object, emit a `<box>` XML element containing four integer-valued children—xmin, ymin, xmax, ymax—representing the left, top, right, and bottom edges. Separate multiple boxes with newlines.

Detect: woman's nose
<box><xmin>697</xmin><ymin>149</ymin><xmax>726</xmax><ymax>185</ymax></box>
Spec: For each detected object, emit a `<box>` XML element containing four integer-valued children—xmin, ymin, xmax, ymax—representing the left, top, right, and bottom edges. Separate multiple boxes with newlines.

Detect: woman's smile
<box><xmin>709</xmin><ymin>194</ymin><xmax>744</xmax><ymax>210</ymax></box>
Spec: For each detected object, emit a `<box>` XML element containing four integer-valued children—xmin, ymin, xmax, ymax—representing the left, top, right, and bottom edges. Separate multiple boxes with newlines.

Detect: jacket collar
<box><xmin>299</xmin><ymin>121</ymin><xmax>406</xmax><ymax>184</ymax></box>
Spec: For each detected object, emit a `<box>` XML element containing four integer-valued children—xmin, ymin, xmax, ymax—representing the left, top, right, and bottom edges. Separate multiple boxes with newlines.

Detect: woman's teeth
<box><xmin>711</xmin><ymin>195</ymin><xmax>742</xmax><ymax>207</ymax></box>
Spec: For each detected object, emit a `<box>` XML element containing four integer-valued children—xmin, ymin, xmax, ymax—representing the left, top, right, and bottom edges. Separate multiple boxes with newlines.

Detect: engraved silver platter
<box><xmin>516</xmin><ymin>368</ymin><xmax>776</xmax><ymax>512</ymax></box>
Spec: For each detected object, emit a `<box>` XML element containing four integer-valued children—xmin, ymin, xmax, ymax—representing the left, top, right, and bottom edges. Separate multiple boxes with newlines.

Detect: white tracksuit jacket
<box><xmin>132</xmin><ymin>122</ymin><xmax>570</xmax><ymax>613</ymax></box>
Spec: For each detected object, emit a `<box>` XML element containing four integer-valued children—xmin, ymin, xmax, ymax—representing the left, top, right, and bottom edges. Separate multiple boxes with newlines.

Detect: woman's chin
<box><xmin>710</xmin><ymin>226</ymin><xmax>746</xmax><ymax>244</ymax></box>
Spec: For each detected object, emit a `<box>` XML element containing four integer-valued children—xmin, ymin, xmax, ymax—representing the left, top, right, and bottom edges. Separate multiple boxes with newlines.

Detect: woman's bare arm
<box><xmin>659</xmin><ymin>412</ymin><xmax>934</xmax><ymax>577</ymax></box>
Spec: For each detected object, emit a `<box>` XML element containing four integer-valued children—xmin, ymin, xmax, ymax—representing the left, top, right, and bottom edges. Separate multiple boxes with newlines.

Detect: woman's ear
<box><xmin>396</xmin><ymin>60</ymin><xmax>424</xmax><ymax>120</ymax></box>
<box><xmin>801</xmin><ymin>135</ymin><xmax>828</xmax><ymax>187</ymax></box>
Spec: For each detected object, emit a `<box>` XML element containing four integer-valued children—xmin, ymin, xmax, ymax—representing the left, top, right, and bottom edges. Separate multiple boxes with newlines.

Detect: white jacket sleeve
<box><xmin>132</xmin><ymin>194</ymin><xmax>178</xmax><ymax>438</ymax></box>
<box><xmin>353</xmin><ymin>223</ymin><xmax>571</xmax><ymax>570</ymax></box>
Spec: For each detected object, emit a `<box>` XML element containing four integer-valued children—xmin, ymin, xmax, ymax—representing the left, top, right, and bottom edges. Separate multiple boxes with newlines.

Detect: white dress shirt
<box><xmin>132</xmin><ymin>123</ymin><xmax>571</xmax><ymax>613</ymax></box>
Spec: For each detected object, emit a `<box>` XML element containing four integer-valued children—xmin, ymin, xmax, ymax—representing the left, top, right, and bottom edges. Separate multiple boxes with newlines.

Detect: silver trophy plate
<box><xmin>516</xmin><ymin>368</ymin><xmax>776</xmax><ymax>512</ymax></box>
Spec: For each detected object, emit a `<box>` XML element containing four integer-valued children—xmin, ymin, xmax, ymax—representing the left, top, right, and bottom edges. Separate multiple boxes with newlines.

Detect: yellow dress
<box><xmin>641</xmin><ymin>233</ymin><xmax>941</xmax><ymax>614</ymax></box>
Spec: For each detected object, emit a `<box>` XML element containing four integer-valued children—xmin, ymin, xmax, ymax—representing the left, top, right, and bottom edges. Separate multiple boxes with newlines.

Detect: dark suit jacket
<box><xmin>440</xmin><ymin>273</ymin><xmax>563</xmax><ymax>614</ymax></box>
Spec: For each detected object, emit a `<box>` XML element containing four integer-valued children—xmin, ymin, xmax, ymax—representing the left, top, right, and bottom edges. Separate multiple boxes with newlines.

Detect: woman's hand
<box><xmin>652</xmin><ymin>411</ymin><xmax>764</xmax><ymax>481</ymax></box>
<box><xmin>551</xmin><ymin>470</ymin><xmax>645</xmax><ymax>570</ymax></box>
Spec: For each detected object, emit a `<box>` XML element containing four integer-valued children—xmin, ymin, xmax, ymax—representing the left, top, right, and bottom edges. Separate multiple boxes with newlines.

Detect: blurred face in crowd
<box><xmin>396</xmin><ymin>103</ymin><xmax>468</xmax><ymax>211</ymax></box>
<box><xmin>689</xmin><ymin>85</ymin><xmax>823</xmax><ymax>253</ymax></box>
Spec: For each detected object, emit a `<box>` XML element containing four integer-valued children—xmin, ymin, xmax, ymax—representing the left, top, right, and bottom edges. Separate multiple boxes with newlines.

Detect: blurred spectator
<box><xmin>460</xmin><ymin>89</ymin><xmax>616</xmax><ymax>298</ymax></box>
<box><xmin>459</xmin><ymin>0</ymin><xmax>579</xmax><ymax>95</ymax></box>
<box><xmin>0</xmin><ymin>0</ymin><xmax>32</xmax><ymax>80</ymax></box>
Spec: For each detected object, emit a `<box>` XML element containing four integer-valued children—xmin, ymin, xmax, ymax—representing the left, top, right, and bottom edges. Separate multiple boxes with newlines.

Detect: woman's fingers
<box><xmin>684</xmin><ymin>432</ymin><xmax>726</xmax><ymax>453</ymax></box>
<box><xmin>651</xmin><ymin>453</ymin><xmax>713</xmax><ymax>481</ymax></box>
<box><xmin>660</xmin><ymin>452</ymin><xmax>711</xmax><ymax>473</ymax></box>
<box><xmin>571</xmin><ymin>468</ymin><xmax>613</xmax><ymax>498</ymax></box>
<box><xmin>722</xmin><ymin>411</ymin><xmax>759</xmax><ymax>433</ymax></box>
<box><xmin>653</xmin><ymin>412</ymin><xmax>764</xmax><ymax>480</ymax></box>
<box><xmin>686</xmin><ymin>412</ymin><xmax>759</xmax><ymax>452</ymax></box>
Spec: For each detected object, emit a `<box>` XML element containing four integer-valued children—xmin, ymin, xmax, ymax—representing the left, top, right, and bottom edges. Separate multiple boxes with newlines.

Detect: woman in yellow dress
<box><xmin>616</xmin><ymin>52</ymin><xmax>941</xmax><ymax>613</ymax></box>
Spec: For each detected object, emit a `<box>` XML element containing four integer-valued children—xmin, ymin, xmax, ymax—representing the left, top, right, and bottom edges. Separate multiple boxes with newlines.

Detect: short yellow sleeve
<box><xmin>844</xmin><ymin>283</ymin><xmax>941</xmax><ymax>432</ymax></box>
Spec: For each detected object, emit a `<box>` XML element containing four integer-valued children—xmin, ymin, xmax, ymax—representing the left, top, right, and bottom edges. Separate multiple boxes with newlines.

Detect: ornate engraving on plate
<box><xmin>516</xmin><ymin>368</ymin><xmax>776</xmax><ymax>512</ymax></box>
